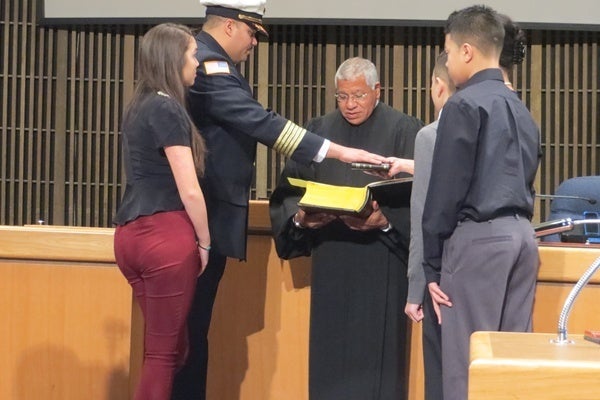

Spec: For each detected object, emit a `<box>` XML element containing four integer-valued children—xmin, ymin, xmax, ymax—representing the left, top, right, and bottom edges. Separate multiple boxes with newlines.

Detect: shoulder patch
<box><xmin>204</xmin><ymin>60</ymin><xmax>231</xmax><ymax>75</ymax></box>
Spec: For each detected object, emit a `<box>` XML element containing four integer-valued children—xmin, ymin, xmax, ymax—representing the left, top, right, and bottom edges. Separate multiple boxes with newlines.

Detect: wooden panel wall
<box><xmin>1</xmin><ymin>0</ymin><xmax>599</xmax><ymax>226</ymax></box>
<box><xmin>0</xmin><ymin>225</ymin><xmax>132</xmax><ymax>400</ymax></box>
<box><xmin>3</xmin><ymin>221</ymin><xmax>598</xmax><ymax>400</ymax></box>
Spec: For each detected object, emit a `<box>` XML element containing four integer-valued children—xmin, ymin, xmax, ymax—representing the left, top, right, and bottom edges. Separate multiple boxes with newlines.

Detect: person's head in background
<box><xmin>431</xmin><ymin>51</ymin><xmax>456</xmax><ymax>117</ymax></box>
<box><xmin>498</xmin><ymin>13</ymin><xmax>526</xmax><ymax>90</ymax></box>
<box><xmin>334</xmin><ymin>57</ymin><xmax>381</xmax><ymax>126</ymax></box>
<box><xmin>443</xmin><ymin>5</ymin><xmax>504</xmax><ymax>87</ymax></box>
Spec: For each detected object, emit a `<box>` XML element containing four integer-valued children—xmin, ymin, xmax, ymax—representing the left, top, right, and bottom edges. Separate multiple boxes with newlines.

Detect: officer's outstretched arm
<box><xmin>326</xmin><ymin>142</ymin><xmax>386</xmax><ymax>165</ymax></box>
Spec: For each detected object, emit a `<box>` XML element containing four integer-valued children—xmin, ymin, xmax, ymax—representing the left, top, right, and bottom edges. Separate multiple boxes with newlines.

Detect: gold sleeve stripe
<box><xmin>273</xmin><ymin>120</ymin><xmax>307</xmax><ymax>157</ymax></box>
<box><xmin>280</xmin><ymin>123</ymin><xmax>306</xmax><ymax>155</ymax></box>
<box><xmin>282</xmin><ymin>123</ymin><xmax>307</xmax><ymax>157</ymax></box>
<box><xmin>273</xmin><ymin>121</ymin><xmax>295</xmax><ymax>156</ymax></box>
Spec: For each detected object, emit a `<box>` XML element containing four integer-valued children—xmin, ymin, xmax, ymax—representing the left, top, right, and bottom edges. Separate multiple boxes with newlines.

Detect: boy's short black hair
<box><xmin>445</xmin><ymin>5</ymin><xmax>504</xmax><ymax>58</ymax></box>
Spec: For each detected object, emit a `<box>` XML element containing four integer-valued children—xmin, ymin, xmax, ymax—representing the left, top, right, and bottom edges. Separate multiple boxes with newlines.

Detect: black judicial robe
<box><xmin>269</xmin><ymin>103</ymin><xmax>422</xmax><ymax>400</ymax></box>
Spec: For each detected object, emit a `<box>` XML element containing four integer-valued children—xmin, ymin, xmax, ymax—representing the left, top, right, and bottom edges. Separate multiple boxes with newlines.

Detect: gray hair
<box><xmin>334</xmin><ymin>57</ymin><xmax>379</xmax><ymax>89</ymax></box>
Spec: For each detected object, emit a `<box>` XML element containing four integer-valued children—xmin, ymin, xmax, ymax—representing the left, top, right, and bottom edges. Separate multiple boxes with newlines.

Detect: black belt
<box><xmin>492</xmin><ymin>209</ymin><xmax>531</xmax><ymax>221</ymax></box>
<box><xmin>461</xmin><ymin>209</ymin><xmax>531</xmax><ymax>222</ymax></box>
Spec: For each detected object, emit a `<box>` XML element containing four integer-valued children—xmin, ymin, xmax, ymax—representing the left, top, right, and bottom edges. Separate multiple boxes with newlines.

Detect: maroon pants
<box><xmin>114</xmin><ymin>210</ymin><xmax>200</xmax><ymax>400</ymax></box>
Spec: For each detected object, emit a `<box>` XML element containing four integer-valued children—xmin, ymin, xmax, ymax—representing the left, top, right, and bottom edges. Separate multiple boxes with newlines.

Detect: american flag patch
<box><xmin>204</xmin><ymin>61</ymin><xmax>231</xmax><ymax>75</ymax></box>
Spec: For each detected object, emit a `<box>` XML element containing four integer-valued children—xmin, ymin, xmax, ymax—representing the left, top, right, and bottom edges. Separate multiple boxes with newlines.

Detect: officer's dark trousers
<box><xmin>171</xmin><ymin>250</ymin><xmax>227</xmax><ymax>400</ymax></box>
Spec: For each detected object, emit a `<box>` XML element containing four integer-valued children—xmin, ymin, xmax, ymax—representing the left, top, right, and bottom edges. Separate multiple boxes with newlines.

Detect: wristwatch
<box><xmin>292</xmin><ymin>213</ymin><xmax>305</xmax><ymax>229</ymax></box>
<box><xmin>380</xmin><ymin>222</ymin><xmax>393</xmax><ymax>232</ymax></box>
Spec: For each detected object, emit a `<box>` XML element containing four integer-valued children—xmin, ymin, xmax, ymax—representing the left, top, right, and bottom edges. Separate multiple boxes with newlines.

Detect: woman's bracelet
<box><xmin>198</xmin><ymin>243</ymin><xmax>211</xmax><ymax>251</ymax></box>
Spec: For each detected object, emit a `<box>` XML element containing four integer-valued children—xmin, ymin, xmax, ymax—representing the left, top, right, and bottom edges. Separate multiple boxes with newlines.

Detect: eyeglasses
<box><xmin>334</xmin><ymin>92</ymin><xmax>369</xmax><ymax>103</ymax></box>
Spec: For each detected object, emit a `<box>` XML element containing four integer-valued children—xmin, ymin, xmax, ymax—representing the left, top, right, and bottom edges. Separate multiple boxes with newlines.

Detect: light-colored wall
<box><xmin>41</xmin><ymin>0</ymin><xmax>600</xmax><ymax>26</ymax></box>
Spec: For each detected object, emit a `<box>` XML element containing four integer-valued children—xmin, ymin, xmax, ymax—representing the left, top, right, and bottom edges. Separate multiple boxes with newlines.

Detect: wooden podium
<box><xmin>468</xmin><ymin>245</ymin><xmax>600</xmax><ymax>399</ymax></box>
<box><xmin>469</xmin><ymin>331</ymin><xmax>600</xmax><ymax>400</ymax></box>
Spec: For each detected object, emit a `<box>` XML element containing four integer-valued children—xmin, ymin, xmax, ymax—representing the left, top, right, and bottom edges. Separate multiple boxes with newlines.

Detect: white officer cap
<box><xmin>200</xmin><ymin>0</ymin><xmax>268</xmax><ymax>36</ymax></box>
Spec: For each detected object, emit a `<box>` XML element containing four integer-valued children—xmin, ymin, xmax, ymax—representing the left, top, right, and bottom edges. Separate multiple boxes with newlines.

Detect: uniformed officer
<box><xmin>171</xmin><ymin>1</ymin><xmax>386</xmax><ymax>399</ymax></box>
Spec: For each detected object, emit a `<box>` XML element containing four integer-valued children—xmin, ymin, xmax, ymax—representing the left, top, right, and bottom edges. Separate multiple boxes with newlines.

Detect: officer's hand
<box><xmin>327</xmin><ymin>143</ymin><xmax>386</xmax><ymax>164</ymax></box>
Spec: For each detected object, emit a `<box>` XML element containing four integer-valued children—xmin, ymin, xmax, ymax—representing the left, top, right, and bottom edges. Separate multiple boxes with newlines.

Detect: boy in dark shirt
<box><xmin>421</xmin><ymin>6</ymin><xmax>541</xmax><ymax>400</ymax></box>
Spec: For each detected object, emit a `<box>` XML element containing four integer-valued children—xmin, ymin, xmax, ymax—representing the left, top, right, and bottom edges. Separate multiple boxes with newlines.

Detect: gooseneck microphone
<box><xmin>536</xmin><ymin>194</ymin><xmax>597</xmax><ymax>205</ymax></box>
<box><xmin>534</xmin><ymin>217</ymin><xmax>600</xmax><ymax>238</ymax></box>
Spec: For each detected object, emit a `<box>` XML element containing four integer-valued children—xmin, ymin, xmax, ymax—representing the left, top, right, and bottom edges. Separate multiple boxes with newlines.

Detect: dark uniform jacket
<box><xmin>189</xmin><ymin>31</ymin><xmax>325</xmax><ymax>259</ymax></box>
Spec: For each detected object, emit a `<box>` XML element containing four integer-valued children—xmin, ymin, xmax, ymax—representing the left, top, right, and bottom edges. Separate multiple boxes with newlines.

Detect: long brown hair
<box><xmin>123</xmin><ymin>23</ymin><xmax>206</xmax><ymax>174</ymax></box>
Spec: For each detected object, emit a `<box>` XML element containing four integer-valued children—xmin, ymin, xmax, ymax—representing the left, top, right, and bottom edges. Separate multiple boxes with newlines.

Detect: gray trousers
<box><xmin>439</xmin><ymin>215</ymin><xmax>539</xmax><ymax>400</ymax></box>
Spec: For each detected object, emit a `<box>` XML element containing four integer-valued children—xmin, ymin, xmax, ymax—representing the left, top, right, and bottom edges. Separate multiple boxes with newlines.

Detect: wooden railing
<box><xmin>1</xmin><ymin>202</ymin><xmax>600</xmax><ymax>399</ymax></box>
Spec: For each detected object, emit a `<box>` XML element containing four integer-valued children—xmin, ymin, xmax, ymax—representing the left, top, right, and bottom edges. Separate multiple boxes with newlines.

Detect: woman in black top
<box><xmin>113</xmin><ymin>23</ymin><xmax>210</xmax><ymax>400</ymax></box>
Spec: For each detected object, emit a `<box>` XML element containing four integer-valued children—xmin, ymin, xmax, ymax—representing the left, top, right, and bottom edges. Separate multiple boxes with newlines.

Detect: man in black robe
<box><xmin>269</xmin><ymin>57</ymin><xmax>423</xmax><ymax>400</ymax></box>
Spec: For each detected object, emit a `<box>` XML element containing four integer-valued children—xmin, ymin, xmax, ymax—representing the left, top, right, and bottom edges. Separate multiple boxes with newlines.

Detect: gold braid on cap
<box><xmin>273</xmin><ymin>120</ymin><xmax>306</xmax><ymax>157</ymax></box>
<box><xmin>238</xmin><ymin>14</ymin><xmax>262</xmax><ymax>24</ymax></box>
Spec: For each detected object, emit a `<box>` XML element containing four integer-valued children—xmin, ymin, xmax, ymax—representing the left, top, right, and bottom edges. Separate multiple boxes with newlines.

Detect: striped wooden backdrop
<box><xmin>1</xmin><ymin>0</ymin><xmax>598</xmax><ymax>227</ymax></box>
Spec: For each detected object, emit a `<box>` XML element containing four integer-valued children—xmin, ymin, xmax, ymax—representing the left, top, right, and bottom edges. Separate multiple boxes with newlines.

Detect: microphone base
<box><xmin>550</xmin><ymin>337</ymin><xmax>575</xmax><ymax>345</ymax></box>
